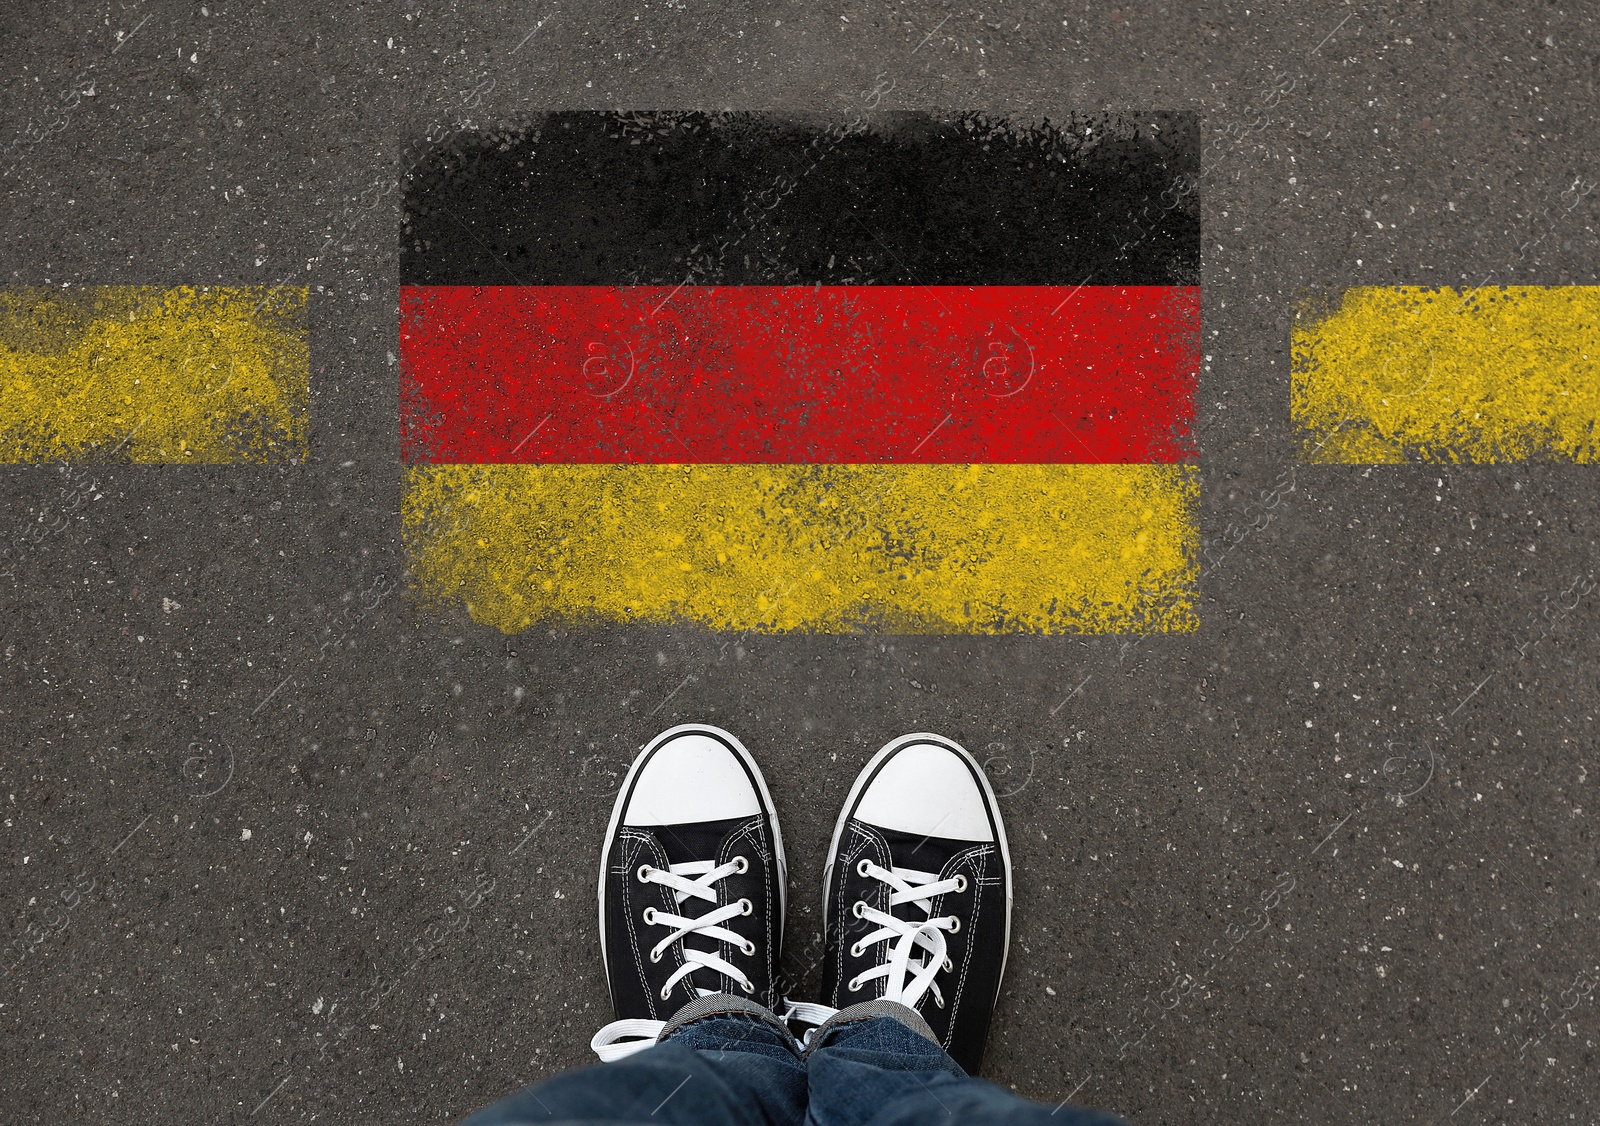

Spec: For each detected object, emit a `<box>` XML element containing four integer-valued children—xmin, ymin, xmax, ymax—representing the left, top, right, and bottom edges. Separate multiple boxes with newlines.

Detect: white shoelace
<box><xmin>792</xmin><ymin>859</ymin><xmax>966</xmax><ymax>1047</ymax></box>
<box><xmin>591</xmin><ymin>857</ymin><xmax>754</xmax><ymax>1061</ymax></box>
<box><xmin>845</xmin><ymin>860</ymin><xmax>964</xmax><ymax>1010</ymax></box>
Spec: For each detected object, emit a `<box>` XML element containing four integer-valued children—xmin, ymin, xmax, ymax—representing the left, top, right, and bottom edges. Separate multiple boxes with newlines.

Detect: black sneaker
<box><xmin>591</xmin><ymin>724</ymin><xmax>787</xmax><ymax>1059</ymax></box>
<box><xmin>819</xmin><ymin>732</ymin><xmax>1012</xmax><ymax>1074</ymax></box>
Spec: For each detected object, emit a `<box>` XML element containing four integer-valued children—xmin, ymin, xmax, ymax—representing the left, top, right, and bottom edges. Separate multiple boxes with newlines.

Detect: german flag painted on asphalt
<box><xmin>399</xmin><ymin>111</ymin><xmax>1200</xmax><ymax>634</ymax></box>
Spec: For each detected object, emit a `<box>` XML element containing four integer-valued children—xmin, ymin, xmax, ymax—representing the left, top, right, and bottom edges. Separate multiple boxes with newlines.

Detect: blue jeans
<box><xmin>461</xmin><ymin>999</ymin><xmax>1127</xmax><ymax>1126</ymax></box>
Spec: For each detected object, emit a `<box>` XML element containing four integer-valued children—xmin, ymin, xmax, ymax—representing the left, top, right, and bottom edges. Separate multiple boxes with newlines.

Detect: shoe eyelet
<box><xmin>934</xmin><ymin>993</ymin><xmax>946</xmax><ymax>1009</ymax></box>
<box><xmin>943</xmin><ymin>956</ymin><xmax>953</xmax><ymax>972</ymax></box>
<box><xmin>732</xmin><ymin>855</ymin><xmax>749</xmax><ymax>874</ymax></box>
<box><xmin>740</xmin><ymin>979</ymin><xmax>756</xmax><ymax>994</ymax></box>
<box><xmin>846</xmin><ymin>976</ymin><xmax>863</xmax><ymax>993</ymax></box>
<box><xmin>849</xmin><ymin>941</ymin><xmax>865</xmax><ymax>958</ymax></box>
<box><xmin>636</xmin><ymin>864</ymin><xmax>654</xmax><ymax>883</ymax></box>
<box><xmin>642</xmin><ymin>907</ymin><xmax>657</xmax><ymax>925</ymax></box>
<box><xmin>953</xmin><ymin>874</ymin><xmax>969</xmax><ymax>893</ymax></box>
<box><xmin>740</xmin><ymin>939</ymin><xmax>756</xmax><ymax>956</ymax></box>
<box><xmin>738</xmin><ymin>897</ymin><xmax>753</xmax><ymax>916</ymax></box>
<box><xmin>852</xmin><ymin>901</ymin><xmax>867</xmax><ymax>919</ymax></box>
<box><xmin>856</xmin><ymin>858</ymin><xmax>873</xmax><ymax>877</ymax></box>
<box><xmin>660</xmin><ymin>986</ymin><xmax>672</xmax><ymax>1001</ymax></box>
<box><xmin>649</xmin><ymin>949</ymin><xmax>662</xmax><ymax>963</ymax></box>
<box><xmin>947</xmin><ymin>916</ymin><xmax>961</xmax><ymax>935</ymax></box>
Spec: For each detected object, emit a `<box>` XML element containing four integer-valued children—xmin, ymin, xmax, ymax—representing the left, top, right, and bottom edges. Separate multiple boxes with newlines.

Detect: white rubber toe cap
<box><xmin>853</xmin><ymin>737</ymin><xmax>996</xmax><ymax>842</ymax></box>
<box><xmin>620</xmin><ymin>727</ymin><xmax>762</xmax><ymax>826</ymax></box>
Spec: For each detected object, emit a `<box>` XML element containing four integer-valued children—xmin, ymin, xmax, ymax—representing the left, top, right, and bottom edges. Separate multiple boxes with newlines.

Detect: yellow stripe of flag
<box><xmin>402</xmin><ymin>463</ymin><xmax>1198</xmax><ymax>634</ymax></box>
<box><xmin>0</xmin><ymin>286</ymin><xmax>309</xmax><ymax>464</ymax></box>
<box><xmin>1294</xmin><ymin>286</ymin><xmax>1600</xmax><ymax>463</ymax></box>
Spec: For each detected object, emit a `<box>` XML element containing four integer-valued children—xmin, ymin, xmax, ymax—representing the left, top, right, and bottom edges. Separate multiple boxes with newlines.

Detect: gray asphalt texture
<box><xmin>3</xmin><ymin>1</ymin><xmax>1599</xmax><ymax>1123</ymax></box>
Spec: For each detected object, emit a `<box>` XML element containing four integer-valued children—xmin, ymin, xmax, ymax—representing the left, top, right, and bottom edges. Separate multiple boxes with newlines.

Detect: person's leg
<box><xmin>461</xmin><ymin>995</ymin><xmax>806</xmax><ymax>1126</ymax></box>
<box><xmin>803</xmin><ymin>732</ymin><xmax>1129</xmax><ymax>1126</ymax></box>
<box><xmin>803</xmin><ymin>1003</ymin><xmax>1125</xmax><ymax>1126</ymax></box>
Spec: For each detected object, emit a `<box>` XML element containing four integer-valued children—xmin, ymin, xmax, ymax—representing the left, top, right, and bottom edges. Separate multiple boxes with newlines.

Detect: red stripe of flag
<box><xmin>400</xmin><ymin>285</ymin><xmax>1198</xmax><ymax>464</ymax></box>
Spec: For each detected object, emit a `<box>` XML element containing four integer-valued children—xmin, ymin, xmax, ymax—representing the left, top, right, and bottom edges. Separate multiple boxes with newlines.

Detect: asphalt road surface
<box><xmin>3</xmin><ymin>2</ymin><xmax>1598</xmax><ymax>1123</ymax></box>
